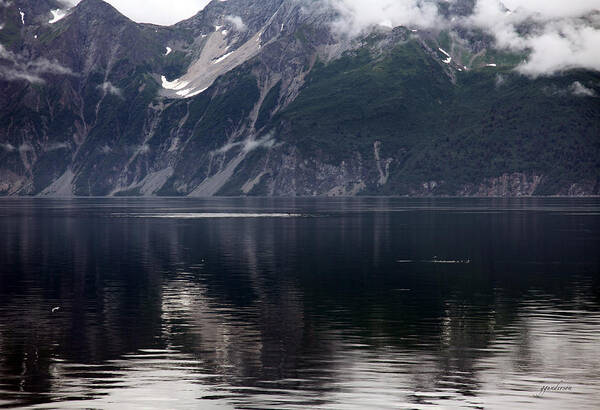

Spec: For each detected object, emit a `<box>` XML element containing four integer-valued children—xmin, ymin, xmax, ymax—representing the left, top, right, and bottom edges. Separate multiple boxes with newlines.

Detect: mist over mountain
<box><xmin>0</xmin><ymin>0</ymin><xmax>598</xmax><ymax>196</ymax></box>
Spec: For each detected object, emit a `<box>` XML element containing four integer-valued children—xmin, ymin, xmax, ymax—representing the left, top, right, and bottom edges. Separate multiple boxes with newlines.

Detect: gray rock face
<box><xmin>0</xmin><ymin>0</ymin><xmax>598</xmax><ymax>197</ymax></box>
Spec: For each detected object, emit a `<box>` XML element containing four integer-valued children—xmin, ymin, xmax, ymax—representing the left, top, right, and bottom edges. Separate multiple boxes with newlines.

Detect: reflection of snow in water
<box><xmin>44</xmin><ymin>351</ymin><xmax>231</xmax><ymax>409</ymax></box>
<box><xmin>397</xmin><ymin>258</ymin><xmax>471</xmax><ymax>264</ymax></box>
<box><xmin>113</xmin><ymin>213</ymin><xmax>301</xmax><ymax>219</ymax></box>
<box><xmin>423</xmin><ymin>259</ymin><xmax>470</xmax><ymax>264</ymax></box>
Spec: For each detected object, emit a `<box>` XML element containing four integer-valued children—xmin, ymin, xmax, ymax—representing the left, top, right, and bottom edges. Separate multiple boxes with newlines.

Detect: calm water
<box><xmin>0</xmin><ymin>198</ymin><xmax>599</xmax><ymax>409</ymax></box>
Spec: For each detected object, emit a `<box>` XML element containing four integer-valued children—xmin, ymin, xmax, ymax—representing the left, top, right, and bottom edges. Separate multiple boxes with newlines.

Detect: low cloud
<box><xmin>467</xmin><ymin>0</ymin><xmax>600</xmax><ymax>77</ymax></box>
<box><xmin>99</xmin><ymin>81</ymin><xmax>123</xmax><ymax>97</ymax></box>
<box><xmin>214</xmin><ymin>134</ymin><xmax>276</xmax><ymax>155</ymax></box>
<box><xmin>243</xmin><ymin>135</ymin><xmax>275</xmax><ymax>152</ymax></box>
<box><xmin>320</xmin><ymin>0</ymin><xmax>600</xmax><ymax>77</ymax></box>
<box><xmin>225</xmin><ymin>15</ymin><xmax>247</xmax><ymax>31</ymax></box>
<box><xmin>0</xmin><ymin>142</ymin><xmax>15</xmax><ymax>151</ymax></box>
<box><xmin>326</xmin><ymin>0</ymin><xmax>441</xmax><ymax>38</ymax></box>
<box><xmin>542</xmin><ymin>81</ymin><xmax>598</xmax><ymax>98</ymax></box>
<box><xmin>18</xmin><ymin>143</ymin><xmax>33</xmax><ymax>152</ymax></box>
<box><xmin>0</xmin><ymin>44</ymin><xmax>75</xmax><ymax>83</ymax></box>
<box><xmin>495</xmin><ymin>74</ymin><xmax>507</xmax><ymax>87</ymax></box>
<box><xmin>570</xmin><ymin>81</ymin><xmax>596</xmax><ymax>97</ymax></box>
<box><xmin>2</xmin><ymin>1</ymin><xmax>598</xmax><ymax>79</ymax></box>
<box><xmin>516</xmin><ymin>25</ymin><xmax>600</xmax><ymax>76</ymax></box>
<box><xmin>46</xmin><ymin>142</ymin><xmax>70</xmax><ymax>151</ymax></box>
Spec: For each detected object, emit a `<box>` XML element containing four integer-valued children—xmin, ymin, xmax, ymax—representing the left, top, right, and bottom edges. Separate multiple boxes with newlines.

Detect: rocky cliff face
<box><xmin>1</xmin><ymin>0</ymin><xmax>598</xmax><ymax>197</ymax></box>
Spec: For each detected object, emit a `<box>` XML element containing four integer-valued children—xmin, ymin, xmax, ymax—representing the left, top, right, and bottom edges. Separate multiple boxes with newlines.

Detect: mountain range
<box><xmin>1</xmin><ymin>0</ymin><xmax>599</xmax><ymax>196</ymax></box>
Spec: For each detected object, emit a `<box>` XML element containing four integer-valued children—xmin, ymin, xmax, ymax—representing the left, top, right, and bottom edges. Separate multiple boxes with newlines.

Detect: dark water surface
<box><xmin>0</xmin><ymin>198</ymin><xmax>598</xmax><ymax>409</ymax></box>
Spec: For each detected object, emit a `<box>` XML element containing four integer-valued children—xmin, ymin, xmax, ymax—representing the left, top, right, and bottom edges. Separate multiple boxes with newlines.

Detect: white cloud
<box><xmin>0</xmin><ymin>44</ymin><xmax>75</xmax><ymax>83</ymax></box>
<box><xmin>225</xmin><ymin>15</ymin><xmax>247</xmax><ymax>31</ymax></box>
<box><xmin>9</xmin><ymin>0</ymin><xmax>599</xmax><ymax>77</ymax></box>
<box><xmin>0</xmin><ymin>142</ymin><xmax>15</xmax><ymax>151</ymax></box>
<box><xmin>46</xmin><ymin>142</ymin><xmax>70</xmax><ymax>151</ymax></box>
<box><xmin>18</xmin><ymin>143</ymin><xmax>33</xmax><ymax>152</ymax></box>
<box><xmin>243</xmin><ymin>135</ymin><xmax>275</xmax><ymax>152</ymax></box>
<box><xmin>99</xmin><ymin>81</ymin><xmax>123</xmax><ymax>97</ymax></box>
<box><xmin>214</xmin><ymin>134</ymin><xmax>276</xmax><ymax>154</ymax></box>
<box><xmin>500</xmin><ymin>0</ymin><xmax>600</xmax><ymax>20</ymax></box>
<box><xmin>327</xmin><ymin>0</ymin><xmax>441</xmax><ymax>38</ymax></box>
<box><xmin>323</xmin><ymin>0</ymin><xmax>600</xmax><ymax>76</ymax></box>
<box><xmin>495</xmin><ymin>74</ymin><xmax>506</xmax><ymax>87</ymax></box>
<box><xmin>517</xmin><ymin>24</ymin><xmax>600</xmax><ymax>76</ymax></box>
<box><xmin>466</xmin><ymin>0</ymin><xmax>600</xmax><ymax>76</ymax></box>
<box><xmin>570</xmin><ymin>81</ymin><xmax>597</xmax><ymax>97</ymax></box>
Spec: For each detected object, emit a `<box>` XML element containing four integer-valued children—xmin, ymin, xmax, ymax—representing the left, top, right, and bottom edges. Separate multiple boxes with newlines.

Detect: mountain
<box><xmin>0</xmin><ymin>0</ymin><xmax>598</xmax><ymax>197</ymax></box>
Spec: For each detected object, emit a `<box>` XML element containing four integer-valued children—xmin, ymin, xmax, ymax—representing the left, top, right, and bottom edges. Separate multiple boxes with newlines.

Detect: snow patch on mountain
<box><xmin>161</xmin><ymin>29</ymin><xmax>265</xmax><ymax>98</ymax></box>
<box><xmin>161</xmin><ymin>76</ymin><xmax>189</xmax><ymax>91</ymax></box>
<box><xmin>49</xmin><ymin>9</ymin><xmax>66</xmax><ymax>24</ymax></box>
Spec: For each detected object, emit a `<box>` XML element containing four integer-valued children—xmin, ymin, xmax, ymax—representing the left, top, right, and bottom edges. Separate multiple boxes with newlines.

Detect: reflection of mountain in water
<box><xmin>0</xmin><ymin>198</ymin><xmax>599</xmax><ymax>408</ymax></box>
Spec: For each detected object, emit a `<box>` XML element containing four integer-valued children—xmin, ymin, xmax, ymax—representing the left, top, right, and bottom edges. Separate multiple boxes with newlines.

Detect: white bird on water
<box><xmin>52</xmin><ymin>307</ymin><xmax>60</xmax><ymax>313</ymax></box>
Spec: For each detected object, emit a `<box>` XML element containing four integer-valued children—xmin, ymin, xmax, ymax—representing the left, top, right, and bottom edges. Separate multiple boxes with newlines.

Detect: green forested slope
<box><xmin>276</xmin><ymin>40</ymin><xmax>600</xmax><ymax>195</ymax></box>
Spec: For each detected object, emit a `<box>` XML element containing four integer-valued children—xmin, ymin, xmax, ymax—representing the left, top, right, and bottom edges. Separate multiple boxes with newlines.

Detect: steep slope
<box><xmin>0</xmin><ymin>0</ymin><xmax>598</xmax><ymax>197</ymax></box>
<box><xmin>0</xmin><ymin>0</ymin><xmax>183</xmax><ymax>195</ymax></box>
<box><xmin>268</xmin><ymin>40</ymin><xmax>600</xmax><ymax>196</ymax></box>
<box><xmin>0</xmin><ymin>0</ymin><xmax>64</xmax><ymax>47</ymax></box>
